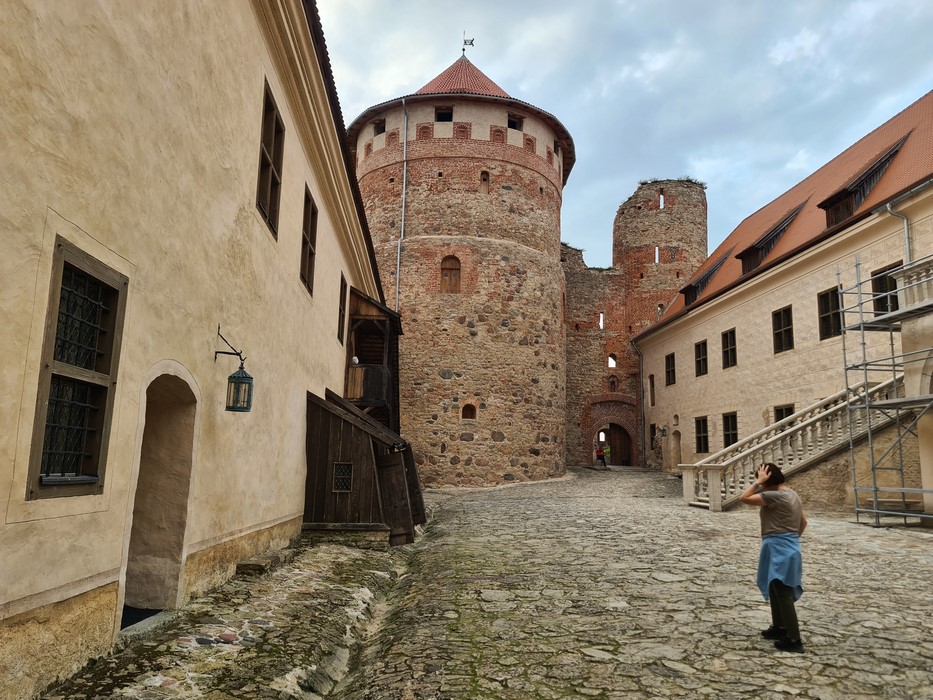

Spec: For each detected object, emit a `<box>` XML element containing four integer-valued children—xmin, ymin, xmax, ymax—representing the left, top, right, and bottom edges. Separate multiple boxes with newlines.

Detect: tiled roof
<box><xmin>415</xmin><ymin>55</ymin><xmax>511</xmax><ymax>98</ymax></box>
<box><xmin>660</xmin><ymin>90</ymin><xmax>933</xmax><ymax>324</ymax></box>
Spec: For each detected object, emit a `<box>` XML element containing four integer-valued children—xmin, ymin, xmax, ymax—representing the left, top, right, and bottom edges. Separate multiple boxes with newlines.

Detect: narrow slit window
<box><xmin>480</xmin><ymin>170</ymin><xmax>489</xmax><ymax>195</ymax></box>
<box><xmin>599</xmin><ymin>312</ymin><xmax>604</xmax><ymax>329</ymax></box>
<box><xmin>659</xmin><ymin>189</ymin><xmax>665</xmax><ymax>209</ymax></box>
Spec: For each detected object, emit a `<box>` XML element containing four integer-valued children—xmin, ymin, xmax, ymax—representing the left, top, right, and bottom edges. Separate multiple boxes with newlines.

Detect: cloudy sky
<box><xmin>317</xmin><ymin>0</ymin><xmax>933</xmax><ymax>267</ymax></box>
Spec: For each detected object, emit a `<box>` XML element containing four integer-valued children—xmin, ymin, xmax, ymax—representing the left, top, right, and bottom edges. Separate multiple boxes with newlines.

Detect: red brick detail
<box><xmin>583</xmin><ymin>400</ymin><xmax>641</xmax><ymax>467</ymax></box>
<box><xmin>523</xmin><ymin>134</ymin><xmax>536</xmax><ymax>152</ymax></box>
<box><xmin>386</xmin><ymin>130</ymin><xmax>399</xmax><ymax>147</ymax></box>
<box><xmin>416</xmin><ymin>123</ymin><xmax>433</xmax><ymax>140</ymax></box>
<box><xmin>453</xmin><ymin>122</ymin><xmax>471</xmax><ymax>139</ymax></box>
<box><xmin>490</xmin><ymin>126</ymin><xmax>506</xmax><ymax>143</ymax></box>
<box><xmin>546</xmin><ymin>148</ymin><xmax>553</xmax><ymax>166</ymax></box>
<box><xmin>364</xmin><ymin>142</ymin><xmax>372</xmax><ymax>157</ymax></box>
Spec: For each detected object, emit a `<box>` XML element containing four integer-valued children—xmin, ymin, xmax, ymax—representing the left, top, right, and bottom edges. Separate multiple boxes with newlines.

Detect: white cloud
<box><xmin>768</xmin><ymin>28</ymin><xmax>821</xmax><ymax>65</ymax></box>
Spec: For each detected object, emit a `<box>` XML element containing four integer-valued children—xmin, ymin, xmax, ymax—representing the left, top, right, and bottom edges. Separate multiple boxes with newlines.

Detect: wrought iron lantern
<box><xmin>215</xmin><ymin>325</ymin><xmax>253</xmax><ymax>412</ymax></box>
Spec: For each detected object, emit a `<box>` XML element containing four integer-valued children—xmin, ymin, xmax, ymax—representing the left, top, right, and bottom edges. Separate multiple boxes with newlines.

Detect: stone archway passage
<box><xmin>124</xmin><ymin>374</ymin><xmax>197</xmax><ymax>625</ymax></box>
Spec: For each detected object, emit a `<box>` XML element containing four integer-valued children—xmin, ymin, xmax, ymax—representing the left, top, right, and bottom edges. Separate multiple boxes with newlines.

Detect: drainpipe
<box><xmin>886</xmin><ymin>201</ymin><xmax>912</xmax><ymax>264</ymax></box>
<box><xmin>395</xmin><ymin>98</ymin><xmax>409</xmax><ymax>311</ymax></box>
<box><xmin>873</xmin><ymin>176</ymin><xmax>933</xmax><ymax>265</ymax></box>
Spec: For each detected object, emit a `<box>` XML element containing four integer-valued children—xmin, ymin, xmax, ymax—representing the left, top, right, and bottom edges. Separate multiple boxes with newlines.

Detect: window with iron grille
<box><xmin>664</xmin><ymin>353</ymin><xmax>676</xmax><ymax>386</ymax></box>
<box><xmin>772</xmin><ymin>306</ymin><xmax>794</xmax><ymax>353</ymax></box>
<box><xmin>333</xmin><ymin>462</ymin><xmax>353</xmax><ymax>492</ymax></box>
<box><xmin>774</xmin><ymin>404</ymin><xmax>795</xmax><ymax>423</ymax></box>
<box><xmin>300</xmin><ymin>187</ymin><xmax>317</xmax><ymax>296</ymax></box>
<box><xmin>441</xmin><ymin>256</ymin><xmax>461</xmax><ymax>293</ymax></box>
<box><xmin>817</xmin><ymin>286</ymin><xmax>842</xmax><ymax>339</ymax></box>
<box><xmin>28</xmin><ymin>238</ymin><xmax>127</xmax><ymax>499</ymax></box>
<box><xmin>721</xmin><ymin>328</ymin><xmax>737</xmax><ymax>368</ymax></box>
<box><xmin>695</xmin><ymin>417</ymin><xmax>709</xmax><ymax>454</ymax></box>
<box><xmin>871</xmin><ymin>263</ymin><xmax>901</xmax><ymax>315</ymax></box>
<box><xmin>256</xmin><ymin>83</ymin><xmax>285</xmax><ymax>236</ymax></box>
<box><xmin>694</xmin><ymin>340</ymin><xmax>708</xmax><ymax>377</ymax></box>
<box><xmin>723</xmin><ymin>412</ymin><xmax>738</xmax><ymax>448</ymax></box>
<box><xmin>337</xmin><ymin>274</ymin><xmax>347</xmax><ymax>343</ymax></box>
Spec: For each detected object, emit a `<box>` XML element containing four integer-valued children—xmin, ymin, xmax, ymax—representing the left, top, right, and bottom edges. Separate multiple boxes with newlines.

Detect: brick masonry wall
<box><xmin>357</xmin><ymin>101</ymin><xmax>567</xmax><ymax>486</ymax></box>
<box><xmin>562</xmin><ymin>180</ymin><xmax>707</xmax><ymax>467</ymax></box>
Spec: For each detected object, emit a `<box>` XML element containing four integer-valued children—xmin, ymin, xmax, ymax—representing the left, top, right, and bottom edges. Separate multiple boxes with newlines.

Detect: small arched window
<box><xmin>480</xmin><ymin>170</ymin><xmax>489</xmax><ymax>195</ymax></box>
<box><xmin>608</xmin><ymin>376</ymin><xmax>618</xmax><ymax>392</ymax></box>
<box><xmin>441</xmin><ymin>256</ymin><xmax>461</xmax><ymax>293</ymax></box>
<box><xmin>608</xmin><ymin>354</ymin><xmax>617</xmax><ymax>368</ymax></box>
<box><xmin>462</xmin><ymin>404</ymin><xmax>476</xmax><ymax>420</ymax></box>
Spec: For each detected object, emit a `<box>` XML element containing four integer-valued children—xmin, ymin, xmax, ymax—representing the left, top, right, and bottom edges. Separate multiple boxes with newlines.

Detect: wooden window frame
<box><xmin>28</xmin><ymin>237</ymin><xmax>128</xmax><ymax>500</ymax></box>
<box><xmin>440</xmin><ymin>255</ymin><xmax>461</xmax><ymax>294</ymax></box>
<box><xmin>256</xmin><ymin>83</ymin><xmax>285</xmax><ymax>236</ymax></box>
<box><xmin>300</xmin><ymin>187</ymin><xmax>318</xmax><ymax>296</ymax></box>
<box><xmin>721</xmin><ymin>328</ymin><xmax>737</xmax><ymax>368</ymax></box>
<box><xmin>722</xmin><ymin>412</ymin><xmax>738</xmax><ymax>448</ymax></box>
<box><xmin>507</xmin><ymin>113</ymin><xmax>524</xmax><ymax>131</ymax></box>
<box><xmin>695</xmin><ymin>416</ymin><xmax>709</xmax><ymax>454</ymax></box>
<box><xmin>337</xmin><ymin>274</ymin><xmax>347</xmax><ymax>344</ymax></box>
<box><xmin>871</xmin><ymin>262</ymin><xmax>901</xmax><ymax>316</ymax></box>
<box><xmin>664</xmin><ymin>353</ymin><xmax>676</xmax><ymax>386</ymax></box>
<box><xmin>774</xmin><ymin>404</ymin><xmax>795</xmax><ymax>423</ymax></box>
<box><xmin>694</xmin><ymin>340</ymin><xmax>708</xmax><ymax>377</ymax></box>
<box><xmin>817</xmin><ymin>286</ymin><xmax>842</xmax><ymax>340</ymax></box>
<box><xmin>772</xmin><ymin>306</ymin><xmax>794</xmax><ymax>354</ymax></box>
<box><xmin>435</xmin><ymin>106</ymin><xmax>453</xmax><ymax>122</ymax></box>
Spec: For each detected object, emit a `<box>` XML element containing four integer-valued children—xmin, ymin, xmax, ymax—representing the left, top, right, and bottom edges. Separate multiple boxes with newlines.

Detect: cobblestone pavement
<box><xmin>45</xmin><ymin>467</ymin><xmax>933</xmax><ymax>699</ymax></box>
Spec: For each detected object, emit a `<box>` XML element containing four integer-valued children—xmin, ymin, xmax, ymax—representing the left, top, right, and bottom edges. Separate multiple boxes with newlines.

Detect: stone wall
<box><xmin>357</xmin><ymin>101</ymin><xmax>567</xmax><ymax>486</ymax></box>
<box><xmin>562</xmin><ymin>180</ymin><xmax>707</xmax><ymax>467</ymax></box>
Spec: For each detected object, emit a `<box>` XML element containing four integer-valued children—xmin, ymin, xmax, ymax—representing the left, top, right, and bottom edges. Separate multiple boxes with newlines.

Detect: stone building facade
<box><xmin>562</xmin><ymin>180</ymin><xmax>707</xmax><ymax>468</ymax></box>
<box><xmin>347</xmin><ymin>57</ymin><xmax>574</xmax><ymax>486</ymax></box>
<box><xmin>0</xmin><ymin>1</ymin><xmax>385</xmax><ymax>696</ymax></box>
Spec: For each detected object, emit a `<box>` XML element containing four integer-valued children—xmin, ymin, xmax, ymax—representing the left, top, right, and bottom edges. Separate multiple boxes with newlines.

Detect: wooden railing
<box><xmin>681</xmin><ymin>376</ymin><xmax>903</xmax><ymax>510</ymax></box>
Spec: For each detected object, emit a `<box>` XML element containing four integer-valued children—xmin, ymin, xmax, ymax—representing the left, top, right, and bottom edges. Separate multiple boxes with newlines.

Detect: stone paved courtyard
<box><xmin>44</xmin><ymin>467</ymin><xmax>933</xmax><ymax>699</ymax></box>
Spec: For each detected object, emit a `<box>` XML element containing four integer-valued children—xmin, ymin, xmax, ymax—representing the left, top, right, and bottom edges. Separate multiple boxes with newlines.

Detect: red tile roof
<box><xmin>415</xmin><ymin>55</ymin><xmax>511</xmax><ymax>98</ymax></box>
<box><xmin>658</xmin><ymin>90</ymin><xmax>933</xmax><ymax>325</ymax></box>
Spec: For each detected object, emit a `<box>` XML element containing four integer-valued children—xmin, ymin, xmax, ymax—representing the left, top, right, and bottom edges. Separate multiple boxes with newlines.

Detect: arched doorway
<box><xmin>123</xmin><ymin>374</ymin><xmax>197</xmax><ymax>627</ymax></box>
<box><xmin>596</xmin><ymin>423</ymin><xmax>633</xmax><ymax>466</ymax></box>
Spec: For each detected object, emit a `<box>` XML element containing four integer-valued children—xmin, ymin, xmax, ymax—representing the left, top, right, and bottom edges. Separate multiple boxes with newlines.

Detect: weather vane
<box><xmin>463</xmin><ymin>31</ymin><xmax>474</xmax><ymax>55</ymax></box>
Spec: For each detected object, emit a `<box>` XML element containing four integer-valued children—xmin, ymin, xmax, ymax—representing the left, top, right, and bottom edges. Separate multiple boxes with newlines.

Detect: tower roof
<box><xmin>415</xmin><ymin>55</ymin><xmax>511</xmax><ymax>99</ymax></box>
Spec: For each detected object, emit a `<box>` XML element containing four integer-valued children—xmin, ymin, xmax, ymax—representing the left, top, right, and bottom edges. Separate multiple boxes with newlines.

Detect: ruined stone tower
<box><xmin>346</xmin><ymin>56</ymin><xmax>575</xmax><ymax>486</ymax></box>
<box><xmin>562</xmin><ymin>179</ymin><xmax>707</xmax><ymax>467</ymax></box>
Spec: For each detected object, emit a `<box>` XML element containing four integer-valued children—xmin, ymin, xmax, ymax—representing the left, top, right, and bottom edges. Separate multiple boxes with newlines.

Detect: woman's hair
<box><xmin>762</xmin><ymin>462</ymin><xmax>786</xmax><ymax>486</ymax></box>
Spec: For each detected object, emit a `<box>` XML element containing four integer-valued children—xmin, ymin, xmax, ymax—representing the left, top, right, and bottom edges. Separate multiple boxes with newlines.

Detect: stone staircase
<box><xmin>681</xmin><ymin>375</ymin><xmax>903</xmax><ymax>511</ymax></box>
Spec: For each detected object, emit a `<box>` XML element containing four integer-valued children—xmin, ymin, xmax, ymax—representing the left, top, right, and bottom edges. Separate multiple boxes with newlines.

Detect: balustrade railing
<box><xmin>681</xmin><ymin>375</ymin><xmax>903</xmax><ymax>510</ymax></box>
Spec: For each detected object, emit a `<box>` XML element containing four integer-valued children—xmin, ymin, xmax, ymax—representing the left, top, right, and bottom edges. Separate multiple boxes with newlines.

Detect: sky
<box><xmin>316</xmin><ymin>0</ymin><xmax>933</xmax><ymax>268</ymax></box>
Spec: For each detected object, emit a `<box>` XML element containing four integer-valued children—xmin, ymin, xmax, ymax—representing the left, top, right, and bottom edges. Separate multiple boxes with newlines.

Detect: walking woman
<box><xmin>740</xmin><ymin>462</ymin><xmax>808</xmax><ymax>652</ymax></box>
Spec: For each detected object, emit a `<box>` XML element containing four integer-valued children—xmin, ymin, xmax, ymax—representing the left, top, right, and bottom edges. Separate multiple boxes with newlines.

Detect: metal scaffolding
<box><xmin>838</xmin><ymin>255</ymin><xmax>933</xmax><ymax>526</ymax></box>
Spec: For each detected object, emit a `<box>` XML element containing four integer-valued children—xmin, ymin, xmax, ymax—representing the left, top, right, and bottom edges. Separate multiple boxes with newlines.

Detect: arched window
<box><xmin>608</xmin><ymin>354</ymin><xmax>617</xmax><ymax>368</ymax></box>
<box><xmin>462</xmin><ymin>404</ymin><xmax>476</xmax><ymax>420</ymax></box>
<box><xmin>608</xmin><ymin>376</ymin><xmax>618</xmax><ymax>392</ymax></box>
<box><xmin>441</xmin><ymin>256</ymin><xmax>461</xmax><ymax>293</ymax></box>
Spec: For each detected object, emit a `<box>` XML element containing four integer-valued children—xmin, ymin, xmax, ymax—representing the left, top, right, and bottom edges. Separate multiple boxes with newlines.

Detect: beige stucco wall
<box><xmin>0</xmin><ymin>1</ymin><xmax>380</xmax><ymax>690</ymax></box>
<box><xmin>638</xmin><ymin>190</ymin><xmax>933</xmax><ymax>470</ymax></box>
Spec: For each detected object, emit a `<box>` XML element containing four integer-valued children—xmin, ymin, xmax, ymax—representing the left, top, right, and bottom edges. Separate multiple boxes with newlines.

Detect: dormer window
<box><xmin>682</xmin><ymin>248</ymin><xmax>733</xmax><ymax>306</ymax></box>
<box><xmin>737</xmin><ymin>204</ymin><xmax>803</xmax><ymax>275</ymax></box>
<box><xmin>507</xmin><ymin>113</ymin><xmax>524</xmax><ymax>131</ymax></box>
<box><xmin>373</xmin><ymin>118</ymin><xmax>386</xmax><ymax>135</ymax></box>
<box><xmin>435</xmin><ymin>107</ymin><xmax>453</xmax><ymax>122</ymax></box>
<box><xmin>818</xmin><ymin>133</ymin><xmax>909</xmax><ymax>228</ymax></box>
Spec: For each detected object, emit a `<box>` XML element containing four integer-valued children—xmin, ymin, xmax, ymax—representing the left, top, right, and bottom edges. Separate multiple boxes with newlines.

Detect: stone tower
<box><xmin>562</xmin><ymin>179</ymin><xmax>707</xmax><ymax>467</ymax></box>
<box><xmin>346</xmin><ymin>56</ymin><xmax>575</xmax><ymax>486</ymax></box>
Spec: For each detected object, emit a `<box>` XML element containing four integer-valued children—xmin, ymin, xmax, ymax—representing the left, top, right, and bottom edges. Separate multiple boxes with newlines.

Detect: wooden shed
<box><xmin>304</xmin><ymin>390</ymin><xmax>425</xmax><ymax>545</ymax></box>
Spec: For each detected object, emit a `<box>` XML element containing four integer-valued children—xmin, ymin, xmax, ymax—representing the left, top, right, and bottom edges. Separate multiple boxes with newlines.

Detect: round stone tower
<box><xmin>347</xmin><ymin>55</ymin><xmax>575</xmax><ymax>486</ymax></box>
<box><xmin>613</xmin><ymin>178</ymin><xmax>708</xmax><ymax>282</ymax></box>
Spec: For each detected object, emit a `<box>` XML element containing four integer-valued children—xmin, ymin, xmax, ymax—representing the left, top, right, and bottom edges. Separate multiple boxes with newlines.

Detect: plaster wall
<box><xmin>0</xmin><ymin>0</ymin><xmax>374</xmax><ymax>664</ymax></box>
<box><xmin>638</xmin><ymin>195</ymin><xmax>933</xmax><ymax>471</ymax></box>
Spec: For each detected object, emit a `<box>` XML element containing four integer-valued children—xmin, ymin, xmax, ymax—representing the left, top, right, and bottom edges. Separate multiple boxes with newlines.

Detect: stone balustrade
<box><xmin>891</xmin><ymin>253</ymin><xmax>933</xmax><ymax>309</ymax></box>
